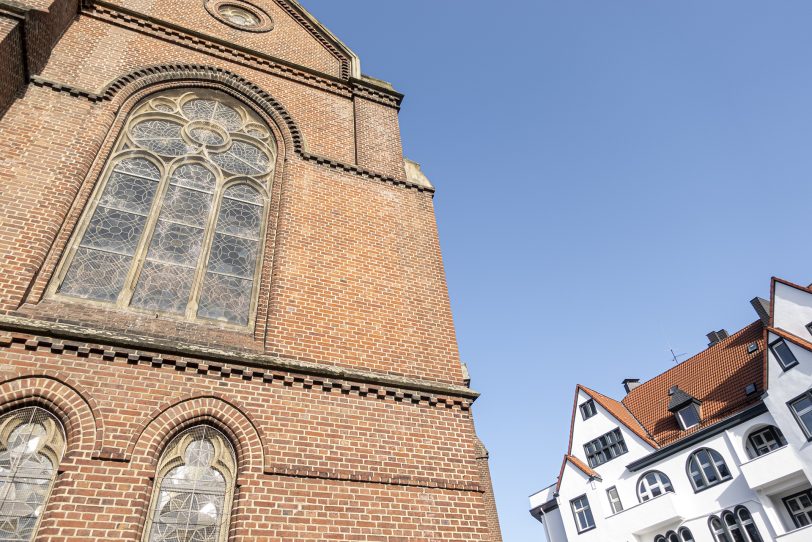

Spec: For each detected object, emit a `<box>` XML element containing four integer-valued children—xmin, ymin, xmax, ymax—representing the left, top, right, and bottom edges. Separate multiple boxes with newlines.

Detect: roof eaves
<box><xmin>581</xmin><ymin>386</ymin><xmax>659</xmax><ymax>448</ymax></box>
<box><xmin>769</xmin><ymin>327</ymin><xmax>812</xmax><ymax>353</ymax></box>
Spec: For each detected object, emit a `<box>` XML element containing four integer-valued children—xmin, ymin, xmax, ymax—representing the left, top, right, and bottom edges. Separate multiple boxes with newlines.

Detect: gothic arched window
<box><xmin>0</xmin><ymin>407</ymin><xmax>66</xmax><ymax>541</ymax></box>
<box><xmin>54</xmin><ymin>89</ymin><xmax>276</xmax><ymax>327</ymax></box>
<box><xmin>143</xmin><ymin>426</ymin><xmax>237</xmax><ymax>542</ymax></box>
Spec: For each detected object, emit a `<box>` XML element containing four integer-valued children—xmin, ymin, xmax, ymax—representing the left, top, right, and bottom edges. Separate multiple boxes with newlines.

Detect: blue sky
<box><xmin>302</xmin><ymin>2</ymin><xmax>812</xmax><ymax>540</ymax></box>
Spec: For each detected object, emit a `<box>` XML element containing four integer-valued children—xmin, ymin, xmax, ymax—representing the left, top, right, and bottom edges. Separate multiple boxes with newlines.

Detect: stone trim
<box><xmin>30</xmin><ymin>66</ymin><xmax>430</xmax><ymax>193</ymax></box>
<box><xmin>0</xmin><ymin>315</ymin><xmax>479</xmax><ymax>403</ymax></box>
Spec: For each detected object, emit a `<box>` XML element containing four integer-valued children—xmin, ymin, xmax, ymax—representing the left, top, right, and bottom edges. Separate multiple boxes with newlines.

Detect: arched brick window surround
<box><xmin>0</xmin><ymin>372</ymin><xmax>102</xmax><ymax>460</ymax></box>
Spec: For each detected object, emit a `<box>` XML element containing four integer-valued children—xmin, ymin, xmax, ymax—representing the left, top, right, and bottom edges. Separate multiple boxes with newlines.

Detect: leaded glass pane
<box><xmin>210</xmin><ymin>141</ymin><xmax>271</xmax><ymax>176</ymax></box>
<box><xmin>57</xmin><ymin>89</ymin><xmax>272</xmax><ymax>326</ymax></box>
<box><xmin>131</xmin><ymin>261</ymin><xmax>196</xmax><ymax>314</ymax></box>
<box><xmin>59</xmin><ymin>248</ymin><xmax>132</xmax><ymax>302</ymax></box>
<box><xmin>131</xmin><ymin>120</ymin><xmax>190</xmax><ymax>157</ymax></box>
<box><xmin>0</xmin><ymin>408</ymin><xmax>65</xmax><ymax>542</ymax></box>
<box><xmin>181</xmin><ymin>100</ymin><xmax>243</xmax><ymax>132</ymax></box>
<box><xmin>197</xmin><ymin>273</ymin><xmax>253</xmax><ymax>326</ymax></box>
<box><xmin>147</xmin><ymin>427</ymin><xmax>235</xmax><ymax>542</ymax></box>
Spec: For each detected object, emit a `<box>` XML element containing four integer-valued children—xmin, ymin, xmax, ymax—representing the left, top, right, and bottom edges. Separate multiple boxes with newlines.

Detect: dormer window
<box><xmin>580</xmin><ymin>399</ymin><xmax>597</xmax><ymax>420</ymax></box>
<box><xmin>770</xmin><ymin>339</ymin><xmax>798</xmax><ymax>371</ymax></box>
<box><xmin>667</xmin><ymin>386</ymin><xmax>702</xmax><ymax>431</ymax></box>
<box><xmin>677</xmin><ymin>404</ymin><xmax>701</xmax><ymax>430</ymax></box>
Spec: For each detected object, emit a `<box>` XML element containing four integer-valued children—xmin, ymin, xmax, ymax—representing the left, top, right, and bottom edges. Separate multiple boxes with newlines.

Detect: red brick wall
<box><xmin>0</xmin><ymin>1</ymin><xmax>502</xmax><ymax>539</ymax></box>
<box><xmin>0</xmin><ymin>17</ymin><xmax>23</xmax><ymax>116</ymax></box>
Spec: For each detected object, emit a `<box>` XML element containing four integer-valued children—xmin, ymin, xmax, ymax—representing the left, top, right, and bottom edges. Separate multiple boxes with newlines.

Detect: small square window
<box><xmin>747</xmin><ymin>342</ymin><xmax>759</xmax><ymax>354</ymax></box>
<box><xmin>771</xmin><ymin>339</ymin><xmax>799</xmax><ymax>371</ymax></box>
<box><xmin>580</xmin><ymin>399</ymin><xmax>597</xmax><ymax>420</ymax></box>
<box><xmin>677</xmin><ymin>404</ymin><xmax>701</xmax><ymax>430</ymax></box>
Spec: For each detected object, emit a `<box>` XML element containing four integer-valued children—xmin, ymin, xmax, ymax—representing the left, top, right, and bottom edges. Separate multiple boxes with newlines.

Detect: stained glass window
<box><xmin>56</xmin><ymin>90</ymin><xmax>275</xmax><ymax>326</ymax></box>
<box><xmin>0</xmin><ymin>407</ymin><xmax>66</xmax><ymax>541</ymax></box>
<box><xmin>144</xmin><ymin>426</ymin><xmax>237</xmax><ymax>542</ymax></box>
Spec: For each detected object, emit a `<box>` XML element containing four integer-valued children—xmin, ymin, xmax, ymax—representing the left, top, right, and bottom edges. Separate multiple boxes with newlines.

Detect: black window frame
<box><xmin>583</xmin><ymin>428</ymin><xmax>628</xmax><ymax>468</ymax></box>
<box><xmin>686</xmin><ymin>447</ymin><xmax>732</xmax><ymax>492</ymax></box>
<box><xmin>788</xmin><ymin>389</ymin><xmax>812</xmax><ymax>441</ymax></box>
<box><xmin>806</xmin><ymin>321</ymin><xmax>812</xmax><ymax>337</ymax></box>
<box><xmin>770</xmin><ymin>338</ymin><xmax>799</xmax><ymax>371</ymax></box>
<box><xmin>580</xmin><ymin>399</ymin><xmax>597</xmax><ymax>420</ymax></box>
<box><xmin>569</xmin><ymin>494</ymin><xmax>596</xmax><ymax>534</ymax></box>
<box><xmin>783</xmin><ymin>489</ymin><xmax>812</xmax><ymax>529</ymax></box>
<box><xmin>606</xmin><ymin>486</ymin><xmax>623</xmax><ymax>514</ymax></box>
<box><xmin>746</xmin><ymin>425</ymin><xmax>787</xmax><ymax>458</ymax></box>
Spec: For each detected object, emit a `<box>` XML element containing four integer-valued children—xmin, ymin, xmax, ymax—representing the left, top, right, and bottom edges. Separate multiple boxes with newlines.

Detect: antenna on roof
<box><xmin>670</xmin><ymin>349</ymin><xmax>687</xmax><ymax>364</ymax></box>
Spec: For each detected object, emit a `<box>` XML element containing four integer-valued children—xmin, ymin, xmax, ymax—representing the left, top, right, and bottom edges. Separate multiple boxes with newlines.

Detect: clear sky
<box><xmin>301</xmin><ymin>2</ymin><xmax>812</xmax><ymax>540</ymax></box>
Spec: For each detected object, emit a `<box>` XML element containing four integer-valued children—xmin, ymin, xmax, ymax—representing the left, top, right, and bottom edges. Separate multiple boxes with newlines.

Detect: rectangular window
<box><xmin>677</xmin><ymin>404</ymin><xmax>701</xmax><ymax>430</ymax></box>
<box><xmin>771</xmin><ymin>339</ymin><xmax>799</xmax><ymax>371</ymax></box>
<box><xmin>606</xmin><ymin>486</ymin><xmax>623</xmax><ymax>514</ymax></box>
<box><xmin>807</xmin><ymin>322</ymin><xmax>812</xmax><ymax>337</ymax></box>
<box><xmin>570</xmin><ymin>495</ymin><xmax>595</xmax><ymax>533</ymax></box>
<box><xmin>784</xmin><ymin>489</ymin><xmax>812</xmax><ymax>529</ymax></box>
<box><xmin>789</xmin><ymin>390</ymin><xmax>812</xmax><ymax>439</ymax></box>
<box><xmin>584</xmin><ymin>428</ymin><xmax>628</xmax><ymax>468</ymax></box>
<box><xmin>580</xmin><ymin>399</ymin><xmax>597</xmax><ymax>420</ymax></box>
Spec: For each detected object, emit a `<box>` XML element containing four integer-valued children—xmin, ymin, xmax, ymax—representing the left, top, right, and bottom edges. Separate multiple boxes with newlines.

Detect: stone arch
<box><xmin>0</xmin><ymin>371</ymin><xmax>102</xmax><ymax>460</ymax></box>
<box><xmin>128</xmin><ymin>394</ymin><xmax>266</xmax><ymax>480</ymax></box>
<box><xmin>98</xmin><ymin>64</ymin><xmax>303</xmax><ymax>156</ymax></box>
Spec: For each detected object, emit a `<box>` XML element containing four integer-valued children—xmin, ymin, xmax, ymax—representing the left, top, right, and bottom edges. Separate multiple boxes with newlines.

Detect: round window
<box><xmin>205</xmin><ymin>1</ymin><xmax>273</xmax><ymax>32</ymax></box>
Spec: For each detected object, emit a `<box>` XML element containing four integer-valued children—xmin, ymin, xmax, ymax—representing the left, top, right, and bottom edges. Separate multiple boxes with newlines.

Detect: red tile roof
<box><xmin>621</xmin><ymin>320</ymin><xmax>765</xmax><ymax>447</ymax></box>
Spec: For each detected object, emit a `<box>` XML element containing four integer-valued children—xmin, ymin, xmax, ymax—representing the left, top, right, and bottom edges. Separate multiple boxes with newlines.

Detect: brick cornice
<box><xmin>29</xmin><ymin>65</ymin><xmax>430</xmax><ymax>193</ymax></box>
<box><xmin>0</xmin><ymin>314</ymin><xmax>478</xmax><ymax>403</ymax></box>
<box><xmin>83</xmin><ymin>0</ymin><xmax>401</xmax><ymax>107</ymax></box>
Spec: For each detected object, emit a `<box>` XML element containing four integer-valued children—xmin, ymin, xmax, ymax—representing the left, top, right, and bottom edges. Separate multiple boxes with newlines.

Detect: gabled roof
<box><xmin>556</xmin><ymin>455</ymin><xmax>601</xmax><ymax>491</ymax></box>
<box><xmin>622</xmin><ymin>320</ymin><xmax>765</xmax><ymax>447</ymax></box>
<box><xmin>566</xmin><ymin>385</ymin><xmax>658</xmax><ymax>455</ymax></box>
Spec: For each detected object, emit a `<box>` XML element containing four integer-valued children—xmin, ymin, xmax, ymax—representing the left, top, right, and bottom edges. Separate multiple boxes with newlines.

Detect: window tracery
<box><xmin>143</xmin><ymin>426</ymin><xmax>237</xmax><ymax>542</ymax></box>
<box><xmin>0</xmin><ymin>407</ymin><xmax>66</xmax><ymax>541</ymax></box>
<box><xmin>55</xmin><ymin>89</ymin><xmax>275</xmax><ymax>327</ymax></box>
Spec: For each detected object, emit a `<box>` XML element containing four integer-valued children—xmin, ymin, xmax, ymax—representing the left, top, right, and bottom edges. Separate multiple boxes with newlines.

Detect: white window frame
<box><xmin>746</xmin><ymin>425</ymin><xmax>786</xmax><ymax>458</ymax></box>
<box><xmin>569</xmin><ymin>494</ymin><xmax>595</xmax><ymax>533</ymax></box>
<box><xmin>606</xmin><ymin>486</ymin><xmax>623</xmax><ymax>514</ymax></box>
<box><xmin>788</xmin><ymin>390</ymin><xmax>812</xmax><ymax>440</ymax></box>
<box><xmin>637</xmin><ymin>471</ymin><xmax>674</xmax><ymax>503</ymax></box>
<box><xmin>676</xmin><ymin>403</ymin><xmax>701</xmax><ymax>430</ymax></box>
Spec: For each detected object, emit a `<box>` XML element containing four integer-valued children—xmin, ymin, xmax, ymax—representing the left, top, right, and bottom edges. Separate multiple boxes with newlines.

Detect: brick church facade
<box><xmin>0</xmin><ymin>1</ymin><xmax>502</xmax><ymax>540</ymax></box>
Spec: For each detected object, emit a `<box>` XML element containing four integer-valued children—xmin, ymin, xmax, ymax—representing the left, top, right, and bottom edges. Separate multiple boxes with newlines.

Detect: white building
<box><xmin>529</xmin><ymin>276</ymin><xmax>812</xmax><ymax>542</ymax></box>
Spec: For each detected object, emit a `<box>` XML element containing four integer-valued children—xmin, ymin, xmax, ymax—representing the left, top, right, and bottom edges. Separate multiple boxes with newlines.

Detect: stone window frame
<box><xmin>142</xmin><ymin>425</ymin><xmax>238</xmax><ymax>542</ymax></box>
<box><xmin>47</xmin><ymin>88</ymin><xmax>276</xmax><ymax>329</ymax></box>
<box><xmin>0</xmin><ymin>406</ymin><xmax>67</xmax><ymax>542</ymax></box>
<box><xmin>204</xmin><ymin>0</ymin><xmax>274</xmax><ymax>33</ymax></box>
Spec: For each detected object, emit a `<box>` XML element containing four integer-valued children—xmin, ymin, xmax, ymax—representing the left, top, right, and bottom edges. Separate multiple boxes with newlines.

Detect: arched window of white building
<box><xmin>709</xmin><ymin>507</ymin><xmax>763</xmax><ymax>542</ymax></box>
<box><xmin>637</xmin><ymin>471</ymin><xmax>674</xmax><ymax>503</ymax></box>
<box><xmin>0</xmin><ymin>407</ymin><xmax>66</xmax><ymax>541</ymax></box>
<box><xmin>143</xmin><ymin>426</ymin><xmax>237</xmax><ymax>542</ymax></box>
<box><xmin>686</xmin><ymin>448</ymin><xmax>731</xmax><ymax>491</ymax></box>
<box><xmin>678</xmin><ymin>527</ymin><xmax>695</xmax><ymax>541</ymax></box>
<box><xmin>745</xmin><ymin>425</ymin><xmax>787</xmax><ymax>459</ymax></box>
